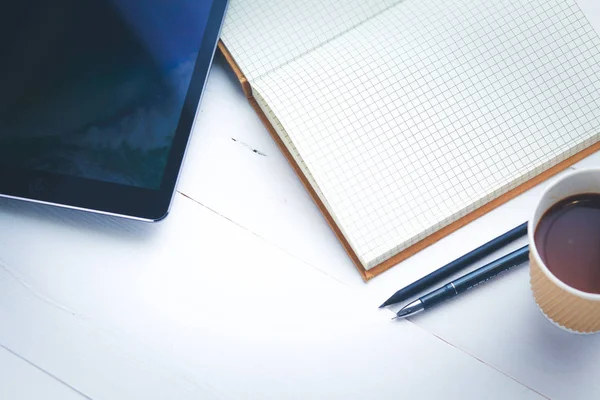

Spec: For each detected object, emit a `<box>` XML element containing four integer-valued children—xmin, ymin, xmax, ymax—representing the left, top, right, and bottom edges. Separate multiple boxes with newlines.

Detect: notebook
<box><xmin>219</xmin><ymin>0</ymin><xmax>600</xmax><ymax>280</ymax></box>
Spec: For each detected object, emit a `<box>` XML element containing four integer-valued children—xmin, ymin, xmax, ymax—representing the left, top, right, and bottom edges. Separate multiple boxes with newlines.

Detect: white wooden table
<box><xmin>1</xmin><ymin>53</ymin><xmax>600</xmax><ymax>400</ymax></box>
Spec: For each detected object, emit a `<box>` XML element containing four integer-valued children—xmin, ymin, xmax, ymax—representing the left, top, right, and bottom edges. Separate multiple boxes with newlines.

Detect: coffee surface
<box><xmin>534</xmin><ymin>193</ymin><xmax>600</xmax><ymax>294</ymax></box>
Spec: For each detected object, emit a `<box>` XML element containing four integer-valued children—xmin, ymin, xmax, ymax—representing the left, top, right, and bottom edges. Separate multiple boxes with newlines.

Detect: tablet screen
<box><xmin>0</xmin><ymin>0</ymin><xmax>213</xmax><ymax>189</ymax></box>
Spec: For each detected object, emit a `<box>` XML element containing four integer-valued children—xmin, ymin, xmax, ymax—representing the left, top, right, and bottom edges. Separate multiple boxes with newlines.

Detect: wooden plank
<box><xmin>0</xmin><ymin>194</ymin><xmax>543</xmax><ymax>400</ymax></box>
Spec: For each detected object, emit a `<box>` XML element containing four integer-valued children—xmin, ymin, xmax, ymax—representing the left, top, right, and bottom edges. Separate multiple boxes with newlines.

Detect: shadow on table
<box><xmin>0</xmin><ymin>195</ymin><xmax>157</xmax><ymax>240</ymax></box>
<box><xmin>525</xmin><ymin>301</ymin><xmax>600</xmax><ymax>397</ymax></box>
<box><xmin>212</xmin><ymin>51</ymin><xmax>247</xmax><ymax>97</ymax></box>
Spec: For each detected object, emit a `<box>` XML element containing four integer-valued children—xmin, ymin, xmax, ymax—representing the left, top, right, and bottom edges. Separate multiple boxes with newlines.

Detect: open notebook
<box><xmin>220</xmin><ymin>0</ymin><xmax>600</xmax><ymax>280</ymax></box>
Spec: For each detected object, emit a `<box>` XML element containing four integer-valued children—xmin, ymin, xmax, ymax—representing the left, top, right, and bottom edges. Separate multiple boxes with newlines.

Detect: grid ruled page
<box><xmin>251</xmin><ymin>0</ymin><xmax>600</xmax><ymax>269</ymax></box>
<box><xmin>220</xmin><ymin>0</ymin><xmax>399</xmax><ymax>81</ymax></box>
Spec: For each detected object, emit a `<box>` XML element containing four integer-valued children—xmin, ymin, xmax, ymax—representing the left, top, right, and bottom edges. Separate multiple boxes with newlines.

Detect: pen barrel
<box><xmin>414</xmin><ymin>246</ymin><xmax>530</xmax><ymax>312</ymax></box>
<box><xmin>452</xmin><ymin>246</ymin><xmax>530</xmax><ymax>293</ymax></box>
<box><xmin>380</xmin><ymin>222</ymin><xmax>528</xmax><ymax>307</ymax></box>
<box><xmin>420</xmin><ymin>284</ymin><xmax>457</xmax><ymax>306</ymax></box>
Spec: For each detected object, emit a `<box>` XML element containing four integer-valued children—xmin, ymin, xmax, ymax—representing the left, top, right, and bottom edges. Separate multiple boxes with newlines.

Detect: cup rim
<box><xmin>528</xmin><ymin>167</ymin><xmax>600</xmax><ymax>301</ymax></box>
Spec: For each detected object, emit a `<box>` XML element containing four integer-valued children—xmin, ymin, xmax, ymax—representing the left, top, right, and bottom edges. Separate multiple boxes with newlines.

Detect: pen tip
<box><xmin>396</xmin><ymin>308</ymin><xmax>412</xmax><ymax>318</ymax></box>
<box><xmin>378</xmin><ymin>302</ymin><xmax>388</xmax><ymax>308</ymax></box>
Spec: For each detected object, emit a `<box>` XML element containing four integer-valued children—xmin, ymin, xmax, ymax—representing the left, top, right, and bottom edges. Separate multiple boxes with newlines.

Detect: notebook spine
<box><xmin>218</xmin><ymin>40</ymin><xmax>253</xmax><ymax>99</ymax></box>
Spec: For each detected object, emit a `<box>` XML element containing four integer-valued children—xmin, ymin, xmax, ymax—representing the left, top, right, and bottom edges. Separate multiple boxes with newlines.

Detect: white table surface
<box><xmin>2</xmin><ymin>49</ymin><xmax>600</xmax><ymax>400</ymax></box>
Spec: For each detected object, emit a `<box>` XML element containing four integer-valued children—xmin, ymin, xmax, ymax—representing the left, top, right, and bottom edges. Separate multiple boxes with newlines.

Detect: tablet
<box><xmin>0</xmin><ymin>0</ymin><xmax>229</xmax><ymax>221</ymax></box>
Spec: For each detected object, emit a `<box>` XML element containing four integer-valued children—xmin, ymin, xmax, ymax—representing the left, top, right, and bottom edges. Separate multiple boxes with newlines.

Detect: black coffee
<box><xmin>534</xmin><ymin>193</ymin><xmax>600</xmax><ymax>294</ymax></box>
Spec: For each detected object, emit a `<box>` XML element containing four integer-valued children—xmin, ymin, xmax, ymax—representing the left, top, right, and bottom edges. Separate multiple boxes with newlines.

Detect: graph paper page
<box><xmin>220</xmin><ymin>0</ymin><xmax>399</xmax><ymax>81</ymax></box>
<box><xmin>252</xmin><ymin>0</ymin><xmax>600</xmax><ymax>269</ymax></box>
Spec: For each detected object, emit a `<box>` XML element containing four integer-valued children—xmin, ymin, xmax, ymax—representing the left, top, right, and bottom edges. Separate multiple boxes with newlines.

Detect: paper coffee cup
<box><xmin>529</xmin><ymin>168</ymin><xmax>600</xmax><ymax>334</ymax></box>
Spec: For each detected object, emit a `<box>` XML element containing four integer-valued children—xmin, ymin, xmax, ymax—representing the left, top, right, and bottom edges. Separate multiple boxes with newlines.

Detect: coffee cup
<box><xmin>529</xmin><ymin>168</ymin><xmax>600</xmax><ymax>334</ymax></box>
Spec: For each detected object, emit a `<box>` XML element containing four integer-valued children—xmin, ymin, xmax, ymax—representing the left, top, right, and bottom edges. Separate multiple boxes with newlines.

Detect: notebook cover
<box><xmin>218</xmin><ymin>40</ymin><xmax>600</xmax><ymax>282</ymax></box>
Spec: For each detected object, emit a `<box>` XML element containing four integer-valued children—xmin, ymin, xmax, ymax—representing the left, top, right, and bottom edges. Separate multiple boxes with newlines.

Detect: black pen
<box><xmin>394</xmin><ymin>245</ymin><xmax>529</xmax><ymax>319</ymax></box>
<box><xmin>380</xmin><ymin>222</ymin><xmax>528</xmax><ymax>308</ymax></box>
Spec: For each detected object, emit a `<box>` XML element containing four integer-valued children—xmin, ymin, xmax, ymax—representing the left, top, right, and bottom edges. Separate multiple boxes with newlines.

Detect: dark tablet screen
<box><xmin>0</xmin><ymin>0</ymin><xmax>213</xmax><ymax>189</ymax></box>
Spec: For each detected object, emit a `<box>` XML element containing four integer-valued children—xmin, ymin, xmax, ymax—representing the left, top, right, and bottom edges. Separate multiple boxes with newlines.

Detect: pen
<box><xmin>394</xmin><ymin>245</ymin><xmax>529</xmax><ymax>319</ymax></box>
<box><xmin>379</xmin><ymin>222</ymin><xmax>528</xmax><ymax>308</ymax></box>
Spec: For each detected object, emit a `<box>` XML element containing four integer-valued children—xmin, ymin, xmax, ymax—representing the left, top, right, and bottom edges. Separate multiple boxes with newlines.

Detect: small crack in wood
<box><xmin>231</xmin><ymin>138</ymin><xmax>267</xmax><ymax>156</ymax></box>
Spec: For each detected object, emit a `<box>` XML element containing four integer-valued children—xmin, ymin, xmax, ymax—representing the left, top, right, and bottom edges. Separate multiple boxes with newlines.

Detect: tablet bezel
<box><xmin>0</xmin><ymin>0</ymin><xmax>229</xmax><ymax>221</ymax></box>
